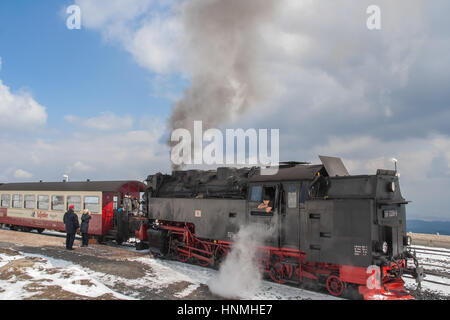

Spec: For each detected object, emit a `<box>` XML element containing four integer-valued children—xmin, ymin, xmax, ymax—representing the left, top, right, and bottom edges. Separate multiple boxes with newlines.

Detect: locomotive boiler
<box><xmin>132</xmin><ymin>156</ymin><xmax>424</xmax><ymax>299</ymax></box>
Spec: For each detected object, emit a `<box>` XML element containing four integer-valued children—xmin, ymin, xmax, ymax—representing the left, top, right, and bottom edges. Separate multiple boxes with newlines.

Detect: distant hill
<box><xmin>407</xmin><ymin>220</ymin><xmax>450</xmax><ymax>236</ymax></box>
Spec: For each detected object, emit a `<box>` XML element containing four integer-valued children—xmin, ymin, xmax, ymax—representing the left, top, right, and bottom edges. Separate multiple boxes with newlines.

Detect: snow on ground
<box><xmin>0</xmin><ymin>251</ymin><xmax>132</xmax><ymax>300</ymax></box>
<box><xmin>1</xmin><ymin>224</ymin><xmax>448</xmax><ymax>300</ymax></box>
<box><xmin>0</xmin><ymin>248</ymin><xmax>336</xmax><ymax>300</ymax></box>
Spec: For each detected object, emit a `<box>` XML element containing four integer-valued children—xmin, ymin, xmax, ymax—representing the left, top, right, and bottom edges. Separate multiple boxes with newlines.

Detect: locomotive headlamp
<box><xmin>382</xmin><ymin>241</ymin><xmax>389</xmax><ymax>254</ymax></box>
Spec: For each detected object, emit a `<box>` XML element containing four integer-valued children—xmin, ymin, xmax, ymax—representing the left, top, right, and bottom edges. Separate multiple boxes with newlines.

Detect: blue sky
<box><xmin>0</xmin><ymin>0</ymin><xmax>179</xmax><ymax>131</ymax></box>
<box><xmin>0</xmin><ymin>0</ymin><xmax>450</xmax><ymax>220</ymax></box>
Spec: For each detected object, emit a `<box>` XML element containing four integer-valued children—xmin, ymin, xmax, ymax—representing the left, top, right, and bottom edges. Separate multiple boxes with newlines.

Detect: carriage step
<box><xmin>105</xmin><ymin>229</ymin><xmax>118</xmax><ymax>239</ymax></box>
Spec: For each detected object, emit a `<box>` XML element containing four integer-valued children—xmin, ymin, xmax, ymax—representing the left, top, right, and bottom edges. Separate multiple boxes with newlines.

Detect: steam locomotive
<box><xmin>123</xmin><ymin>156</ymin><xmax>423</xmax><ymax>300</ymax></box>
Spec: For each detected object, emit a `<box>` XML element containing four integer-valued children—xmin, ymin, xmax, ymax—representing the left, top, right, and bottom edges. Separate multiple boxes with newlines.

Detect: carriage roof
<box><xmin>0</xmin><ymin>180</ymin><xmax>146</xmax><ymax>192</ymax></box>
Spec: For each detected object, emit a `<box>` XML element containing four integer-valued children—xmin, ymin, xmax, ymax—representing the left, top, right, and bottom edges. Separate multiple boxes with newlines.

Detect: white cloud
<box><xmin>70</xmin><ymin>161</ymin><xmax>94</xmax><ymax>173</ymax></box>
<box><xmin>0</xmin><ymin>80</ymin><xmax>47</xmax><ymax>130</ymax></box>
<box><xmin>0</xmin><ymin>115</ymin><xmax>169</xmax><ymax>183</ymax></box>
<box><xmin>64</xmin><ymin>112</ymin><xmax>133</xmax><ymax>131</ymax></box>
<box><xmin>75</xmin><ymin>0</ymin><xmax>154</xmax><ymax>30</ymax></box>
<box><xmin>14</xmin><ymin>169</ymin><xmax>33</xmax><ymax>179</ymax></box>
<box><xmin>125</xmin><ymin>16</ymin><xmax>182</xmax><ymax>73</ymax></box>
<box><xmin>75</xmin><ymin>0</ymin><xmax>181</xmax><ymax>74</ymax></box>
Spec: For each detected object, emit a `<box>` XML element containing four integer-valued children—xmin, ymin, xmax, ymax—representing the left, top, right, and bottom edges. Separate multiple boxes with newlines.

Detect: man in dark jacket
<box><xmin>63</xmin><ymin>205</ymin><xmax>79</xmax><ymax>250</ymax></box>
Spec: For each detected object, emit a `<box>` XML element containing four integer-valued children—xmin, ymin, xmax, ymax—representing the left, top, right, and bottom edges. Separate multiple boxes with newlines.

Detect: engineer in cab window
<box><xmin>257</xmin><ymin>187</ymin><xmax>275</xmax><ymax>213</ymax></box>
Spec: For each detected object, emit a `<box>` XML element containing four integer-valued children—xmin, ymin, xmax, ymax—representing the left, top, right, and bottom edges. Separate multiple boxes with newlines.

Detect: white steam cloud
<box><xmin>208</xmin><ymin>220</ymin><xmax>276</xmax><ymax>299</ymax></box>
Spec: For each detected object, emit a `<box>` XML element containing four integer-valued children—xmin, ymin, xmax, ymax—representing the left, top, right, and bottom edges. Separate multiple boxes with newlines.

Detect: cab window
<box><xmin>253</xmin><ymin>185</ymin><xmax>276</xmax><ymax>213</ymax></box>
<box><xmin>287</xmin><ymin>185</ymin><xmax>297</xmax><ymax>208</ymax></box>
<box><xmin>262</xmin><ymin>186</ymin><xmax>276</xmax><ymax>208</ymax></box>
<box><xmin>250</xmin><ymin>186</ymin><xmax>262</xmax><ymax>202</ymax></box>
<box><xmin>299</xmin><ymin>182</ymin><xmax>308</xmax><ymax>204</ymax></box>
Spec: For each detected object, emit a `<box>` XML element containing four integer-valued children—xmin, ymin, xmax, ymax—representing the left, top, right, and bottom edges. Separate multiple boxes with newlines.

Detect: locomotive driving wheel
<box><xmin>269</xmin><ymin>262</ymin><xmax>287</xmax><ymax>284</ymax></box>
<box><xmin>326</xmin><ymin>274</ymin><xmax>344</xmax><ymax>297</ymax></box>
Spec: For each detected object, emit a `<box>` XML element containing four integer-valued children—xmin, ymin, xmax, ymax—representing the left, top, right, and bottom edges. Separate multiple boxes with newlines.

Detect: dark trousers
<box><xmin>66</xmin><ymin>232</ymin><xmax>76</xmax><ymax>249</ymax></box>
<box><xmin>82</xmin><ymin>233</ymin><xmax>89</xmax><ymax>246</ymax></box>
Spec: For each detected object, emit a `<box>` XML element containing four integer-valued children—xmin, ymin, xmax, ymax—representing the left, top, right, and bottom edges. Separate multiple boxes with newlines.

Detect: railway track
<box><xmin>404</xmin><ymin>274</ymin><xmax>450</xmax><ymax>287</ymax></box>
<box><xmin>413</xmin><ymin>250</ymin><xmax>450</xmax><ymax>258</ymax></box>
<box><xmin>411</xmin><ymin>246</ymin><xmax>450</xmax><ymax>253</ymax></box>
<box><xmin>404</xmin><ymin>246</ymin><xmax>450</xmax><ymax>291</ymax></box>
<box><xmin>420</xmin><ymin>262</ymin><xmax>450</xmax><ymax>270</ymax></box>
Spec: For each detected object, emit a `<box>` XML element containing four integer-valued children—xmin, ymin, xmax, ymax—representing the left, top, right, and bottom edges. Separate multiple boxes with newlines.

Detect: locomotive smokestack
<box><xmin>167</xmin><ymin>0</ymin><xmax>279</xmax><ymax>168</ymax></box>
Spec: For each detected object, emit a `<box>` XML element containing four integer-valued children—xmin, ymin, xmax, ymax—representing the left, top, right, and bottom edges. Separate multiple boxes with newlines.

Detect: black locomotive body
<box><xmin>134</xmin><ymin>156</ymin><xmax>423</xmax><ymax>299</ymax></box>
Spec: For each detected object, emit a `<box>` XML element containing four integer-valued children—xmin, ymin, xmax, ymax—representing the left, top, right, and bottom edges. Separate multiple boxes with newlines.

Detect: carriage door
<box><xmin>102</xmin><ymin>193</ymin><xmax>115</xmax><ymax>232</ymax></box>
<box><xmin>247</xmin><ymin>184</ymin><xmax>280</xmax><ymax>246</ymax></box>
<box><xmin>281</xmin><ymin>183</ymin><xmax>301</xmax><ymax>248</ymax></box>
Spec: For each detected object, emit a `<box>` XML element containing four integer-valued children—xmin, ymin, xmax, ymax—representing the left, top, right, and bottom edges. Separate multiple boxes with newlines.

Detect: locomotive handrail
<box><xmin>250</xmin><ymin>210</ymin><xmax>274</xmax><ymax>216</ymax></box>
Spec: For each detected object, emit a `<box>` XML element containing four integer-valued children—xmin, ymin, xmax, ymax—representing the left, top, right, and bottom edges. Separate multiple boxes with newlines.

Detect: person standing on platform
<box><xmin>63</xmin><ymin>205</ymin><xmax>79</xmax><ymax>250</ymax></box>
<box><xmin>80</xmin><ymin>209</ymin><xmax>92</xmax><ymax>247</ymax></box>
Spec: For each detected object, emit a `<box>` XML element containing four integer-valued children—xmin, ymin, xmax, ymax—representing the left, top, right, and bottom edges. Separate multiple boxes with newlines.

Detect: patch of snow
<box><xmin>0</xmin><ymin>251</ymin><xmax>133</xmax><ymax>300</ymax></box>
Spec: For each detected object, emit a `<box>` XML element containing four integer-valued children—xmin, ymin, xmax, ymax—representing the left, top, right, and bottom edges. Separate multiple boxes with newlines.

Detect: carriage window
<box><xmin>113</xmin><ymin>196</ymin><xmax>118</xmax><ymax>210</ymax></box>
<box><xmin>38</xmin><ymin>195</ymin><xmax>49</xmax><ymax>210</ymax></box>
<box><xmin>250</xmin><ymin>186</ymin><xmax>263</xmax><ymax>202</ymax></box>
<box><xmin>67</xmin><ymin>196</ymin><xmax>81</xmax><ymax>212</ymax></box>
<box><xmin>12</xmin><ymin>194</ymin><xmax>22</xmax><ymax>208</ymax></box>
<box><xmin>1</xmin><ymin>194</ymin><xmax>10</xmax><ymax>208</ymax></box>
<box><xmin>287</xmin><ymin>185</ymin><xmax>297</xmax><ymax>208</ymax></box>
<box><xmin>24</xmin><ymin>195</ymin><xmax>36</xmax><ymax>209</ymax></box>
<box><xmin>84</xmin><ymin>196</ymin><xmax>99</xmax><ymax>213</ymax></box>
<box><xmin>140</xmin><ymin>192</ymin><xmax>145</xmax><ymax>211</ymax></box>
<box><xmin>52</xmin><ymin>195</ymin><xmax>65</xmax><ymax>211</ymax></box>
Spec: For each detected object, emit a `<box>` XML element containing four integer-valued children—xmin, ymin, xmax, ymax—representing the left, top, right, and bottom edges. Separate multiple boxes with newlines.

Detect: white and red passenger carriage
<box><xmin>0</xmin><ymin>181</ymin><xmax>146</xmax><ymax>241</ymax></box>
